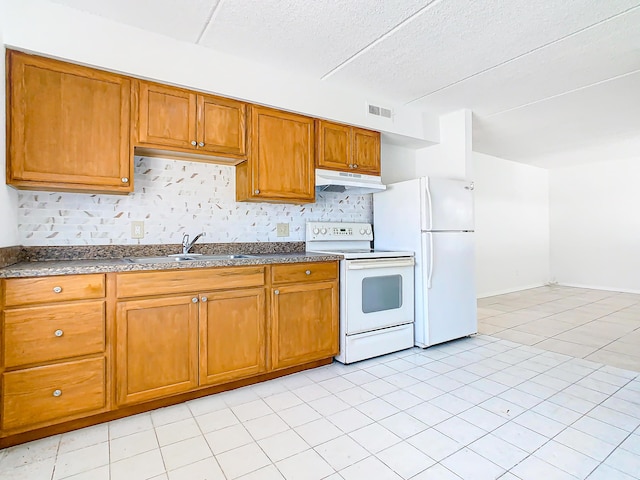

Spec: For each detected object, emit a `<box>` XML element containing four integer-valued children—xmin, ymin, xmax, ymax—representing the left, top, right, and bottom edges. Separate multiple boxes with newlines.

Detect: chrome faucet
<box><xmin>182</xmin><ymin>232</ymin><xmax>204</xmax><ymax>255</ymax></box>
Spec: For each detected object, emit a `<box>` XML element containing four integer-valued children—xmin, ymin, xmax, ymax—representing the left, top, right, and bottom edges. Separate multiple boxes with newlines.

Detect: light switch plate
<box><xmin>131</xmin><ymin>221</ymin><xmax>144</xmax><ymax>239</ymax></box>
<box><xmin>276</xmin><ymin>223</ymin><xmax>289</xmax><ymax>237</ymax></box>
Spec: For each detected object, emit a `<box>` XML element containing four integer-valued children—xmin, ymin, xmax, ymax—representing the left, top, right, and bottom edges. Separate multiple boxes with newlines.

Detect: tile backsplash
<box><xmin>17</xmin><ymin>157</ymin><xmax>373</xmax><ymax>246</ymax></box>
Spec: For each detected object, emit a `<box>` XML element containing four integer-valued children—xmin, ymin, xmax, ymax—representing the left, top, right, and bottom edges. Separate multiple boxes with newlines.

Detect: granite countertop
<box><xmin>0</xmin><ymin>252</ymin><xmax>343</xmax><ymax>278</ymax></box>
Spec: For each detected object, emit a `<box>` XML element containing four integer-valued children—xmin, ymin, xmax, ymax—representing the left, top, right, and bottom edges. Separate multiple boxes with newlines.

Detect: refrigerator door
<box><xmin>417</xmin><ymin>231</ymin><xmax>477</xmax><ymax>347</ymax></box>
<box><xmin>422</xmin><ymin>178</ymin><xmax>474</xmax><ymax>231</ymax></box>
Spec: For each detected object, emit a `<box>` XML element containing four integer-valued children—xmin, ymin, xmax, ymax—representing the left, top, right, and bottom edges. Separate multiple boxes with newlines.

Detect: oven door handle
<box><xmin>346</xmin><ymin>258</ymin><xmax>415</xmax><ymax>270</ymax></box>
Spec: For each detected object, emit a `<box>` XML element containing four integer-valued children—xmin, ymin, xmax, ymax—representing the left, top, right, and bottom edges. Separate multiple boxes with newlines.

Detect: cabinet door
<box><xmin>244</xmin><ymin>106</ymin><xmax>315</xmax><ymax>203</ymax></box>
<box><xmin>316</xmin><ymin>120</ymin><xmax>351</xmax><ymax>171</ymax></box>
<box><xmin>271</xmin><ymin>281</ymin><xmax>339</xmax><ymax>370</ymax></box>
<box><xmin>197</xmin><ymin>95</ymin><xmax>246</xmax><ymax>156</ymax></box>
<box><xmin>137</xmin><ymin>81</ymin><xmax>197</xmax><ymax>149</ymax></box>
<box><xmin>116</xmin><ymin>296</ymin><xmax>198</xmax><ymax>405</ymax></box>
<box><xmin>7</xmin><ymin>51</ymin><xmax>132</xmax><ymax>193</ymax></box>
<box><xmin>352</xmin><ymin>127</ymin><xmax>381</xmax><ymax>175</ymax></box>
<box><xmin>199</xmin><ymin>288</ymin><xmax>266</xmax><ymax>386</ymax></box>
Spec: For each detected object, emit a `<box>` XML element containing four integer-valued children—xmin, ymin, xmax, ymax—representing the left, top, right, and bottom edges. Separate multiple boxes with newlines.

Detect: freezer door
<box><xmin>423</xmin><ymin>177</ymin><xmax>474</xmax><ymax>231</ymax></box>
<box><xmin>418</xmin><ymin>231</ymin><xmax>477</xmax><ymax>347</ymax></box>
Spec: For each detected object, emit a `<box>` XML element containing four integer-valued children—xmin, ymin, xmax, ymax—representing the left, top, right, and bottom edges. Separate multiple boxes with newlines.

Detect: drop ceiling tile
<box><xmin>327</xmin><ymin>0</ymin><xmax>640</xmax><ymax>103</ymax></box>
<box><xmin>49</xmin><ymin>0</ymin><xmax>217</xmax><ymax>43</ymax></box>
<box><xmin>199</xmin><ymin>0</ymin><xmax>431</xmax><ymax>77</ymax></box>
<box><xmin>410</xmin><ymin>7</ymin><xmax>640</xmax><ymax>116</ymax></box>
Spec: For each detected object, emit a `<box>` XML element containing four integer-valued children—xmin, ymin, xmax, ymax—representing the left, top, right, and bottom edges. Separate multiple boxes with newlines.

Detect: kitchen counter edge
<box><xmin>0</xmin><ymin>253</ymin><xmax>343</xmax><ymax>278</ymax></box>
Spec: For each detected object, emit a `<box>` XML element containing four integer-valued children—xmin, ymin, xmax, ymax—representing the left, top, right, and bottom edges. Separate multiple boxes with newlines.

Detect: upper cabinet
<box><xmin>236</xmin><ymin>106</ymin><xmax>315</xmax><ymax>204</ymax></box>
<box><xmin>6</xmin><ymin>51</ymin><xmax>133</xmax><ymax>194</ymax></box>
<box><xmin>316</xmin><ymin>120</ymin><xmax>381</xmax><ymax>176</ymax></box>
<box><xmin>135</xmin><ymin>81</ymin><xmax>246</xmax><ymax>159</ymax></box>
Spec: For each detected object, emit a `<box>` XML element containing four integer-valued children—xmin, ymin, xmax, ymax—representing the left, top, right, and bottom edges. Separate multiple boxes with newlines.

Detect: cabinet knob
<box><xmin>191</xmin><ymin>140</ymin><xmax>197</xmax><ymax>146</ymax></box>
<box><xmin>54</xmin><ymin>329</ymin><xmax>64</xmax><ymax>337</ymax></box>
<box><xmin>52</xmin><ymin>286</ymin><xmax>62</xmax><ymax>294</ymax></box>
<box><xmin>254</xmin><ymin>189</ymin><xmax>260</xmax><ymax>194</ymax></box>
<box><xmin>192</xmin><ymin>297</ymin><xmax>199</xmax><ymax>303</ymax></box>
<box><xmin>121</xmin><ymin>177</ymin><xmax>129</xmax><ymax>183</ymax></box>
<box><xmin>274</xmin><ymin>290</ymin><xmax>279</xmax><ymax>295</ymax></box>
<box><xmin>201</xmin><ymin>296</ymin><xmax>208</xmax><ymax>303</ymax></box>
<box><xmin>353</xmin><ymin>164</ymin><xmax>358</xmax><ymax>169</ymax></box>
<box><xmin>198</xmin><ymin>142</ymin><xmax>204</xmax><ymax>147</ymax></box>
<box><xmin>53</xmin><ymin>389</ymin><xmax>62</xmax><ymax>397</ymax></box>
<box><xmin>305</xmin><ymin>270</ymin><xmax>311</xmax><ymax>275</ymax></box>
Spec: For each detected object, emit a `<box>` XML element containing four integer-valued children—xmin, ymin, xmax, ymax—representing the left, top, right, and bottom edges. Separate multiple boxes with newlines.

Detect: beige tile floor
<box><xmin>1</xmin><ymin>334</ymin><xmax>639</xmax><ymax>480</ymax></box>
<box><xmin>479</xmin><ymin>285</ymin><xmax>640</xmax><ymax>372</ymax></box>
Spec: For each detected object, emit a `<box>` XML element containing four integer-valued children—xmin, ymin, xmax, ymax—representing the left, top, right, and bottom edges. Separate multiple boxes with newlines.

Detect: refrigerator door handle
<box><xmin>427</xmin><ymin>232</ymin><xmax>434</xmax><ymax>289</ymax></box>
<box><xmin>426</xmin><ymin>178</ymin><xmax>433</xmax><ymax>231</ymax></box>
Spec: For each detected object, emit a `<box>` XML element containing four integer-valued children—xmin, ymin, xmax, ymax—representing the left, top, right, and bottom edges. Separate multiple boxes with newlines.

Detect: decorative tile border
<box><xmin>17</xmin><ymin>157</ymin><xmax>373</xmax><ymax>246</ymax></box>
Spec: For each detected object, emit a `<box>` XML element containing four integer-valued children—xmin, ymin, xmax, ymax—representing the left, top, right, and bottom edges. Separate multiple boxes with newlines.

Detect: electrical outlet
<box><xmin>131</xmin><ymin>221</ymin><xmax>144</xmax><ymax>239</ymax></box>
<box><xmin>276</xmin><ymin>223</ymin><xmax>289</xmax><ymax>237</ymax></box>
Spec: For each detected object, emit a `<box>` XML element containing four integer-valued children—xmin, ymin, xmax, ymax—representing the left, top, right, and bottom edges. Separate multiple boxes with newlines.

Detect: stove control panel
<box><xmin>306</xmin><ymin>222</ymin><xmax>373</xmax><ymax>241</ymax></box>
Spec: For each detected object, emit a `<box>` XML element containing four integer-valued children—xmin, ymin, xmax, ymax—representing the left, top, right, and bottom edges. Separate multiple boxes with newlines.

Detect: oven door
<box><xmin>344</xmin><ymin>257</ymin><xmax>415</xmax><ymax>335</ymax></box>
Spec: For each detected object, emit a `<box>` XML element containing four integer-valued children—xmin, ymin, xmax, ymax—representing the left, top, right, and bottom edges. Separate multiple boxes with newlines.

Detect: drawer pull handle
<box><xmin>305</xmin><ymin>270</ymin><xmax>311</xmax><ymax>275</ymax></box>
<box><xmin>53</xmin><ymin>389</ymin><xmax>62</xmax><ymax>397</ymax></box>
<box><xmin>54</xmin><ymin>329</ymin><xmax>64</xmax><ymax>337</ymax></box>
<box><xmin>274</xmin><ymin>290</ymin><xmax>279</xmax><ymax>295</ymax></box>
<box><xmin>192</xmin><ymin>297</ymin><xmax>199</xmax><ymax>303</ymax></box>
<box><xmin>53</xmin><ymin>286</ymin><xmax>62</xmax><ymax>294</ymax></box>
<box><xmin>201</xmin><ymin>296</ymin><xmax>208</xmax><ymax>303</ymax></box>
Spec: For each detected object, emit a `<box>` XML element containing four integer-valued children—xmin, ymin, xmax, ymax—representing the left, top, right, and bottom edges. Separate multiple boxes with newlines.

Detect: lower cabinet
<box><xmin>115</xmin><ymin>295</ymin><xmax>199</xmax><ymax>406</ymax></box>
<box><xmin>271</xmin><ymin>281</ymin><xmax>339</xmax><ymax>370</ymax></box>
<box><xmin>0</xmin><ymin>262</ymin><xmax>338</xmax><ymax>445</ymax></box>
<box><xmin>270</xmin><ymin>262</ymin><xmax>339</xmax><ymax>370</ymax></box>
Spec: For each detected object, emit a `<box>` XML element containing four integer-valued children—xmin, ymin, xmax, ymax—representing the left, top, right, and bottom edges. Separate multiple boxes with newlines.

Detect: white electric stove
<box><xmin>306</xmin><ymin>222</ymin><xmax>415</xmax><ymax>364</ymax></box>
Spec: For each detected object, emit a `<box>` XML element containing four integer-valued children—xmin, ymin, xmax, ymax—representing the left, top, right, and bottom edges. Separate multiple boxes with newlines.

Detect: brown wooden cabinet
<box><xmin>0</xmin><ymin>274</ymin><xmax>109</xmax><ymax>434</ymax></box>
<box><xmin>135</xmin><ymin>81</ymin><xmax>246</xmax><ymax>159</ymax></box>
<box><xmin>115</xmin><ymin>266</ymin><xmax>267</xmax><ymax>405</ymax></box>
<box><xmin>199</xmin><ymin>288</ymin><xmax>266</xmax><ymax>386</ymax></box>
<box><xmin>6</xmin><ymin>51</ymin><xmax>133</xmax><ymax>193</ymax></box>
<box><xmin>1</xmin><ymin>262</ymin><xmax>339</xmax><ymax>445</ymax></box>
<box><xmin>115</xmin><ymin>295</ymin><xmax>199</xmax><ymax>406</ymax></box>
<box><xmin>270</xmin><ymin>263</ymin><xmax>339</xmax><ymax>370</ymax></box>
<box><xmin>236</xmin><ymin>105</ymin><xmax>315</xmax><ymax>204</ymax></box>
<box><xmin>316</xmin><ymin>120</ymin><xmax>381</xmax><ymax>175</ymax></box>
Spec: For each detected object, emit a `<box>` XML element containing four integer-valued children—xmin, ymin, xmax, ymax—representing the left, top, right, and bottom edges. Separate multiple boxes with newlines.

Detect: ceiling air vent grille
<box><xmin>367</xmin><ymin>103</ymin><xmax>393</xmax><ymax>120</ymax></box>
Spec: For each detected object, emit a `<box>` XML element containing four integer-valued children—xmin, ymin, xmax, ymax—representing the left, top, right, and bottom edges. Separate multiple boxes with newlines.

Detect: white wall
<box><xmin>0</xmin><ymin>0</ymin><xmax>19</xmax><ymax>248</ymax></box>
<box><xmin>550</xmin><ymin>157</ymin><xmax>640</xmax><ymax>293</ymax></box>
<box><xmin>380</xmin><ymin>143</ymin><xmax>416</xmax><ymax>184</ymax></box>
<box><xmin>474</xmin><ymin>152</ymin><xmax>550</xmax><ymax>297</ymax></box>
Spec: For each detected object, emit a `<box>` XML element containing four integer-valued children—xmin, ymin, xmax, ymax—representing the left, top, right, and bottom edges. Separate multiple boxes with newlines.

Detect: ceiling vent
<box><xmin>367</xmin><ymin>102</ymin><xmax>393</xmax><ymax>120</ymax></box>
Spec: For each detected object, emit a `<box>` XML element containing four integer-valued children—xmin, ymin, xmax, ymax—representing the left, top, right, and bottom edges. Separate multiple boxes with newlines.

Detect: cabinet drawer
<box><xmin>3</xmin><ymin>301</ymin><xmax>105</xmax><ymax>368</ymax></box>
<box><xmin>116</xmin><ymin>266</ymin><xmax>265</xmax><ymax>298</ymax></box>
<box><xmin>2</xmin><ymin>357</ymin><xmax>106</xmax><ymax>431</ymax></box>
<box><xmin>271</xmin><ymin>262</ymin><xmax>338</xmax><ymax>285</ymax></box>
<box><xmin>3</xmin><ymin>274</ymin><xmax>106</xmax><ymax>307</ymax></box>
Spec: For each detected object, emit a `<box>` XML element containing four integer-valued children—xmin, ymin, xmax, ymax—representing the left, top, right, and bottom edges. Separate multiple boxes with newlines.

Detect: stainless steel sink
<box><xmin>123</xmin><ymin>254</ymin><xmax>255</xmax><ymax>264</ymax></box>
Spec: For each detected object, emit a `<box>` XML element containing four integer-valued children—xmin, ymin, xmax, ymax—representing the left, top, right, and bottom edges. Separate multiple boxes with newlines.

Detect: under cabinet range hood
<box><xmin>315</xmin><ymin>169</ymin><xmax>386</xmax><ymax>195</ymax></box>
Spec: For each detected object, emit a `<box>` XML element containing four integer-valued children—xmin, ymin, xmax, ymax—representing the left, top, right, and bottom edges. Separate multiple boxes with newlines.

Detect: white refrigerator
<box><xmin>373</xmin><ymin>177</ymin><xmax>477</xmax><ymax>348</ymax></box>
